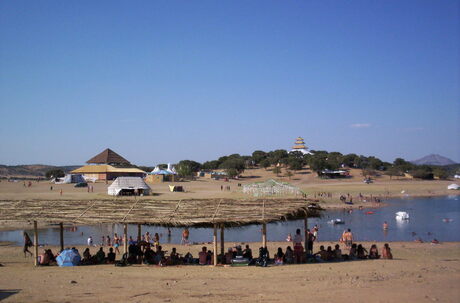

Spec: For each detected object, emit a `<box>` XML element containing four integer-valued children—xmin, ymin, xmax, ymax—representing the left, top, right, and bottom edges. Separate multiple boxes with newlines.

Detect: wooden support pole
<box><xmin>213</xmin><ymin>224</ymin><xmax>218</xmax><ymax>266</ymax></box>
<box><xmin>33</xmin><ymin>221</ymin><xmax>38</xmax><ymax>266</ymax></box>
<box><xmin>59</xmin><ymin>222</ymin><xmax>64</xmax><ymax>252</ymax></box>
<box><xmin>220</xmin><ymin>224</ymin><xmax>225</xmax><ymax>264</ymax></box>
<box><xmin>137</xmin><ymin>224</ymin><xmax>142</xmax><ymax>243</ymax></box>
<box><xmin>304</xmin><ymin>216</ymin><xmax>308</xmax><ymax>250</ymax></box>
<box><xmin>123</xmin><ymin>224</ymin><xmax>128</xmax><ymax>256</ymax></box>
<box><xmin>262</xmin><ymin>223</ymin><xmax>267</xmax><ymax>248</ymax></box>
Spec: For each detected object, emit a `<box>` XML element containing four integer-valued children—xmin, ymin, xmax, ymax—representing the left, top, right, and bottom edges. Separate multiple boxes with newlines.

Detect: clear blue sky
<box><xmin>1</xmin><ymin>0</ymin><xmax>459</xmax><ymax>165</ymax></box>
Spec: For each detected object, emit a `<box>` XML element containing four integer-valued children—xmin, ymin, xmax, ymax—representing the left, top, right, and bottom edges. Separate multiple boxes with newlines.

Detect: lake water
<box><xmin>1</xmin><ymin>195</ymin><xmax>459</xmax><ymax>246</ymax></box>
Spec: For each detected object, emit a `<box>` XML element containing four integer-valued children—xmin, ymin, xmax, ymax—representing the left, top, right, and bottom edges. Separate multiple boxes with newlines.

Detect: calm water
<box><xmin>1</xmin><ymin>196</ymin><xmax>459</xmax><ymax>246</ymax></box>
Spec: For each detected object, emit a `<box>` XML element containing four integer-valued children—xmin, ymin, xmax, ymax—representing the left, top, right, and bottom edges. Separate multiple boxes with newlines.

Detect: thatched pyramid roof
<box><xmin>86</xmin><ymin>148</ymin><xmax>130</xmax><ymax>165</ymax></box>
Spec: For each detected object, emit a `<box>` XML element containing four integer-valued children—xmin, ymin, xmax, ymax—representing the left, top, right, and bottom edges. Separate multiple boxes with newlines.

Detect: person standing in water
<box><xmin>383</xmin><ymin>221</ymin><xmax>389</xmax><ymax>230</ymax></box>
<box><xmin>181</xmin><ymin>228</ymin><xmax>190</xmax><ymax>245</ymax></box>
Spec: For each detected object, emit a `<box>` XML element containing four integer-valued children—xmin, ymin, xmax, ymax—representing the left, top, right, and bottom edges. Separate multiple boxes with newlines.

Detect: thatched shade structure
<box><xmin>86</xmin><ymin>148</ymin><xmax>130</xmax><ymax>165</ymax></box>
<box><xmin>0</xmin><ymin>198</ymin><xmax>322</xmax><ymax>266</ymax></box>
<box><xmin>0</xmin><ymin>198</ymin><xmax>322</xmax><ymax>228</ymax></box>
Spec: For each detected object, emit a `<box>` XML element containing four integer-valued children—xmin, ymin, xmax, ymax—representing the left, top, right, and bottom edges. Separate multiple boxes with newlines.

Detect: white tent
<box><xmin>447</xmin><ymin>184</ymin><xmax>460</xmax><ymax>190</ymax></box>
<box><xmin>108</xmin><ymin>177</ymin><xmax>151</xmax><ymax>196</ymax></box>
<box><xmin>54</xmin><ymin>174</ymin><xmax>86</xmax><ymax>184</ymax></box>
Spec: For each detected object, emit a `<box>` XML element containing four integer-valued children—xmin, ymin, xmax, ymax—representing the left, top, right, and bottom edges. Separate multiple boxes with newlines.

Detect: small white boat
<box><xmin>328</xmin><ymin>218</ymin><xmax>345</xmax><ymax>225</ymax></box>
<box><xmin>395</xmin><ymin>211</ymin><xmax>409</xmax><ymax>220</ymax></box>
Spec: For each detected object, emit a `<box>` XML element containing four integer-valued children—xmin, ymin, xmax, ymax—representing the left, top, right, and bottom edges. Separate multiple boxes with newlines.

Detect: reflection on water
<box><xmin>1</xmin><ymin>196</ymin><xmax>459</xmax><ymax>246</ymax></box>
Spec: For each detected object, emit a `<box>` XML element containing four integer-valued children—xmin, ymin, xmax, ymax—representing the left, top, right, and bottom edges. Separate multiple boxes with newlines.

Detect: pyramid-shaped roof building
<box><xmin>86</xmin><ymin>148</ymin><xmax>131</xmax><ymax>165</ymax></box>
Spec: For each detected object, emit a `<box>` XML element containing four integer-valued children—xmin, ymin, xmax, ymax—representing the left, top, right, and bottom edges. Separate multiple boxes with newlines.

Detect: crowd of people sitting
<box><xmin>30</xmin><ymin>226</ymin><xmax>393</xmax><ymax>267</ymax></box>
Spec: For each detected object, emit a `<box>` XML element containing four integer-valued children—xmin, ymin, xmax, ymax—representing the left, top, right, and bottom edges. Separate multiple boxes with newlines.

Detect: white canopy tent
<box><xmin>108</xmin><ymin>177</ymin><xmax>151</xmax><ymax>196</ymax></box>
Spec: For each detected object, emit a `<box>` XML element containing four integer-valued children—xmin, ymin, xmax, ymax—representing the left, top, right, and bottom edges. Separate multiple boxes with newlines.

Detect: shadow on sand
<box><xmin>0</xmin><ymin>289</ymin><xmax>21</xmax><ymax>301</ymax></box>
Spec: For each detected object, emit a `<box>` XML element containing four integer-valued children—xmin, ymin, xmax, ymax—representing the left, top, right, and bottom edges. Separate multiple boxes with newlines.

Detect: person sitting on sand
<box><xmin>107</xmin><ymin>247</ymin><xmax>116</xmax><ymax>264</ymax></box>
<box><xmin>286</xmin><ymin>233</ymin><xmax>292</xmax><ymax>242</ymax></box>
<box><xmin>357</xmin><ymin>244</ymin><xmax>368</xmax><ymax>259</ymax></box>
<box><xmin>333</xmin><ymin>244</ymin><xmax>342</xmax><ymax>261</ymax></box>
<box><xmin>368</xmin><ymin>244</ymin><xmax>380</xmax><ymax>259</ymax></box>
<box><xmin>206</xmin><ymin>250</ymin><xmax>213</xmax><ymax>265</ymax></box>
<box><xmin>349</xmin><ymin>244</ymin><xmax>357</xmax><ymax>260</ymax></box>
<box><xmin>144</xmin><ymin>245</ymin><xmax>156</xmax><ymax>265</ymax></box>
<box><xmin>275</xmin><ymin>247</ymin><xmax>284</xmax><ymax>265</ymax></box>
<box><xmin>168</xmin><ymin>247</ymin><xmax>180</xmax><ymax>265</ymax></box>
<box><xmin>431</xmin><ymin>239</ymin><xmax>440</xmax><ymax>244</ymax></box>
<box><xmin>314</xmin><ymin>245</ymin><xmax>328</xmax><ymax>261</ymax></box>
<box><xmin>285</xmin><ymin>246</ymin><xmax>294</xmax><ymax>264</ymax></box>
<box><xmin>199</xmin><ymin>246</ymin><xmax>208</xmax><ymax>265</ymax></box>
<box><xmin>95</xmin><ymin>247</ymin><xmax>106</xmax><ymax>264</ymax></box>
<box><xmin>39</xmin><ymin>249</ymin><xmax>50</xmax><ymax>265</ymax></box>
<box><xmin>225</xmin><ymin>248</ymin><xmax>233</xmax><ymax>264</ymax></box>
<box><xmin>382</xmin><ymin>243</ymin><xmax>393</xmax><ymax>259</ymax></box>
<box><xmin>46</xmin><ymin>249</ymin><xmax>56</xmax><ymax>264</ymax></box>
<box><xmin>325</xmin><ymin>246</ymin><xmax>334</xmax><ymax>261</ymax></box>
<box><xmin>243</xmin><ymin>245</ymin><xmax>253</xmax><ymax>260</ymax></box>
<box><xmin>82</xmin><ymin>248</ymin><xmax>91</xmax><ymax>262</ymax></box>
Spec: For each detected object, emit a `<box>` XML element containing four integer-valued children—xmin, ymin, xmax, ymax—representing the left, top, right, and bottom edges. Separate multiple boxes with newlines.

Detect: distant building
<box><xmin>290</xmin><ymin>137</ymin><xmax>312</xmax><ymax>155</ymax></box>
<box><xmin>71</xmin><ymin>148</ymin><xmax>146</xmax><ymax>181</ymax></box>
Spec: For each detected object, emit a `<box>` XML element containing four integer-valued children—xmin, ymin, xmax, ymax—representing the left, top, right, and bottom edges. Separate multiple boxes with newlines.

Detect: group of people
<box><xmin>314</xmin><ymin>243</ymin><xmax>392</xmax><ymax>261</ymax></box>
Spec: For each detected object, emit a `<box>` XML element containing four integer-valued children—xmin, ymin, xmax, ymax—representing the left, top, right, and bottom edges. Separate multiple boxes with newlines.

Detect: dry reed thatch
<box><xmin>0</xmin><ymin>198</ymin><xmax>323</xmax><ymax>227</ymax></box>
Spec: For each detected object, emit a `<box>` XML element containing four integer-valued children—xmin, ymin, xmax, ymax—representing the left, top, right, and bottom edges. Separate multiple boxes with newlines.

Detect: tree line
<box><xmin>171</xmin><ymin>150</ymin><xmax>453</xmax><ymax>180</ymax></box>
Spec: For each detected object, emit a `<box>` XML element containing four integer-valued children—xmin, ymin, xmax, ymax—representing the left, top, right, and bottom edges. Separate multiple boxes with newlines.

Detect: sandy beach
<box><xmin>0</xmin><ymin>241</ymin><xmax>459</xmax><ymax>302</ymax></box>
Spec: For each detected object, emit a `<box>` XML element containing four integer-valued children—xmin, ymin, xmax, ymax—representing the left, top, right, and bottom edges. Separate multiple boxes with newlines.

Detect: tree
<box><xmin>219</xmin><ymin>158</ymin><xmax>246</xmax><ymax>175</ymax></box>
<box><xmin>226</xmin><ymin>168</ymin><xmax>239</xmax><ymax>179</ymax></box>
<box><xmin>260</xmin><ymin>159</ymin><xmax>271</xmax><ymax>170</ymax></box>
<box><xmin>202</xmin><ymin>160</ymin><xmax>220</xmax><ymax>170</ymax></box>
<box><xmin>175</xmin><ymin>160</ymin><xmax>201</xmax><ymax>178</ymax></box>
<box><xmin>385</xmin><ymin>166</ymin><xmax>403</xmax><ymax>180</ymax></box>
<box><xmin>272</xmin><ymin>166</ymin><xmax>282</xmax><ymax>177</ymax></box>
<box><xmin>433</xmin><ymin>167</ymin><xmax>449</xmax><ymax>180</ymax></box>
<box><xmin>45</xmin><ymin>169</ymin><xmax>64</xmax><ymax>179</ymax></box>
<box><xmin>176</xmin><ymin>160</ymin><xmax>201</xmax><ymax>173</ymax></box>
<box><xmin>251</xmin><ymin>150</ymin><xmax>267</xmax><ymax>165</ymax></box>
<box><xmin>288</xmin><ymin>158</ymin><xmax>303</xmax><ymax>171</ymax></box>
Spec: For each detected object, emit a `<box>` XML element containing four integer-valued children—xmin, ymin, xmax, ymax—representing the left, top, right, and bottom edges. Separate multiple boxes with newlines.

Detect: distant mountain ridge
<box><xmin>0</xmin><ymin>164</ymin><xmax>80</xmax><ymax>177</ymax></box>
<box><xmin>410</xmin><ymin>154</ymin><xmax>457</xmax><ymax>166</ymax></box>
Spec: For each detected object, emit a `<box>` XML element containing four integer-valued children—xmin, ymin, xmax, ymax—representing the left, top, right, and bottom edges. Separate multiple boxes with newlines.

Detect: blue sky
<box><xmin>0</xmin><ymin>0</ymin><xmax>459</xmax><ymax>165</ymax></box>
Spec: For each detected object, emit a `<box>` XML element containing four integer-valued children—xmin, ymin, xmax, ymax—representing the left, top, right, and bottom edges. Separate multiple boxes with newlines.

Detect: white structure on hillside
<box><xmin>242</xmin><ymin>179</ymin><xmax>302</xmax><ymax>197</ymax></box>
<box><xmin>290</xmin><ymin>137</ymin><xmax>312</xmax><ymax>155</ymax></box>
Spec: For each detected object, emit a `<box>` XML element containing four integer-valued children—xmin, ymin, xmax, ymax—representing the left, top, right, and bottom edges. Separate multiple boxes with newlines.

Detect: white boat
<box><xmin>328</xmin><ymin>218</ymin><xmax>345</xmax><ymax>225</ymax></box>
<box><xmin>395</xmin><ymin>211</ymin><xmax>409</xmax><ymax>220</ymax></box>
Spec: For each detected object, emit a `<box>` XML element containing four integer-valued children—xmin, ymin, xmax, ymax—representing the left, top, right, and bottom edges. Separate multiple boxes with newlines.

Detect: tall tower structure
<box><xmin>290</xmin><ymin>137</ymin><xmax>312</xmax><ymax>155</ymax></box>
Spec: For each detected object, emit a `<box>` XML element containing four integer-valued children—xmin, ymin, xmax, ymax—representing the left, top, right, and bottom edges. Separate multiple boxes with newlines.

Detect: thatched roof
<box><xmin>0</xmin><ymin>198</ymin><xmax>323</xmax><ymax>228</ymax></box>
<box><xmin>71</xmin><ymin>165</ymin><xmax>145</xmax><ymax>174</ymax></box>
<box><xmin>86</xmin><ymin>148</ymin><xmax>130</xmax><ymax>165</ymax></box>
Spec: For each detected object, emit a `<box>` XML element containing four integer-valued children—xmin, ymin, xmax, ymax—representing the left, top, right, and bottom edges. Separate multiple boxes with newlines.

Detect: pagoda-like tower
<box><xmin>290</xmin><ymin>137</ymin><xmax>312</xmax><ymax>155</ymax></box>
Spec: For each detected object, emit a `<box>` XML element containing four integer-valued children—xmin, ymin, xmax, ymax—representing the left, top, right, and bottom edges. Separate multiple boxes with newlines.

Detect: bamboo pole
<box><xmin>262</xmin><ymin>223</ymin><xmax>267</xmax><ymax>248</ymax></box>
<box><xmin>220</xmin><ymin>224</ymin><xmax>224</xmax><ymax>264</ymax></box>
<box><xmin>123</xmin><ymin>223</ymin><xmax>128</xmax><ymax>256</ymax></box>
<box><xmin>59</xmin><ymin>222</ymin><xmax>64</xmax><ymax>252</ymax></box>
<box><xmin>213</xmin><ymin>224</ymin><xmax>218</xmax><ymax>266</ymax></box>
<box><xmin>33</xmin><ymin>221</ymin><xmax>38</xmax><ymax>266</ymax></box>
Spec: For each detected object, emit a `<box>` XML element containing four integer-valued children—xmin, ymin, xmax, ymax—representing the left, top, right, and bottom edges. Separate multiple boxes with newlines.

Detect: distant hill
<box><xmin>410</xmin><ymin>154</ymin><xmax>457</xmax><ymax>166</ymax></box>
<box><xmin>0</xmin><ymin>164</ymin><xmax>80</xmax><ymax>178</ymax></box>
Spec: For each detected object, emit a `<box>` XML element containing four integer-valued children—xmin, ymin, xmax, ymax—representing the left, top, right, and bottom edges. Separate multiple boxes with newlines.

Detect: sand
<box><xmin>0</xmin><ymin>241</ymin><xmax>459</xmax><ymax>302</ymax></box>
<box><xmin>0</xmin><ymin>168</ymin><xmax>456</xmax><ymax>204</ymax></box>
